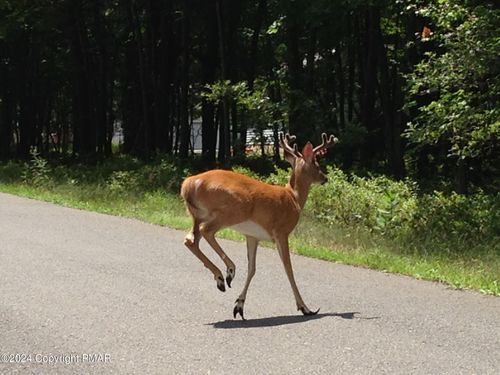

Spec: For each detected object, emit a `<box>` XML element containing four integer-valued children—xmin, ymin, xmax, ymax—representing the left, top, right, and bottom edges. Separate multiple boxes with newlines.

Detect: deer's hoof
<box><xmin>233</xmin><ymin>298</ymin><xmax>245</xmax><ymax>320</ymax></box>
<box><xmin>226</xmin><ymin>268</ymin><xmax>235</xmax><ymax>288</ymax></box>
<box><xmin>233</xmin><ymin>305</ymin><xmax>245</xmax><ymax>320</ymax></box>
<box><xmin>183</xmin><ymin>236</ymin><xmax>194</xmax><ymax>248</ymax></box>
<box><xmin>216</xmin><ymin>276</ymin><xmax>225</xmax><ymax>292</ymax></box>
<box><xmin>299</xmin><ymin>307</ymin><xmax>320</xmax><ymax>316</ymax></box>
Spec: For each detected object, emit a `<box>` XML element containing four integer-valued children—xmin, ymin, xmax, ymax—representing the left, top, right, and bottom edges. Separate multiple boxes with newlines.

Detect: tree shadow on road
<box><xmin>207</xmin><ymin>311</ymin><xmax>378</xmax><ymax>329</ymax></box>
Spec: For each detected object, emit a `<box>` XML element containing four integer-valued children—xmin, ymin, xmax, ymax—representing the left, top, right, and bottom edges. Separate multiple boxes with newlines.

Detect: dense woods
<box><xmin>0</xmin><ymin>0</ymin><xmax>498</xmax><ymax>191</ymax></box>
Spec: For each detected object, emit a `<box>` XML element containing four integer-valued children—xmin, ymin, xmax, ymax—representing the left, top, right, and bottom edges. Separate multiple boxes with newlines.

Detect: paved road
<box><xmin>0</xmin><ymin>193</ymin><xmax>498</xmax><ymax>374</ymax></box>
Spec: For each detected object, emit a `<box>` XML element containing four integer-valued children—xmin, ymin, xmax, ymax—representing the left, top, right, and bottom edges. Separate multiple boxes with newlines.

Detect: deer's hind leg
<box><xmin>183</xmin><ymin>214</ymin><xmax>226</xmax><ymax>292</ymax></box>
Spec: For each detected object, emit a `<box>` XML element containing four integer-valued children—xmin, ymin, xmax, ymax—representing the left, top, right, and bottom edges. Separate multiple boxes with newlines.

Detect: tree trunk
<box><xmin>305</xmin><ymin>27</ymin><xmax>316</xmax><ymax>96</ymax></box>
<box><xmin>179</xmin><ymin>0</ymin><xmax>191</xmax><ymax>158</ymax></box>
<box><xmin>215</xmin><ymin>0</ymin><xmax>230</xmax><ymax>163</ymax></box>
<box><xmin>347</xmin><ymin>15</ymin><xmax>355</xmax><ymax>123</ymax></box>
<box><xmin>239</xmin><ymin>0</ymin><xmax>267</xmax><ymax>157</ymax></box>
<box><xmin>129</xmin><ymin>0</ymin><xmax>151</xmax><ymax>156</ymax></box>
<box><xmin>155</xmin><ymin>0</ymin><xmax>176</xmax><ymax>154</ymax></box>
<box><xmin>200</xmin><ymin>1</ymin><xmax>218</xmax><ymax>164</ymax></box>
<box><xmin>336</xmin><ymin>49</ymin><xmax>345</xmax><ymax>129</ymax></box>
<box><xmin>247</xmin><ymin>0</ymin><xmax>267</xmax><ymax>91</ymax></box>
<box><xmin>455</xmin><ymin>159</ymin><xmax>468</xmax><ymax>194</ymax></box>
<box><xmin>375</xmin><ymin>12</ymin><xmax>405</xmax><ymax>178</ymax></box>
<box><xmin>358</xmin><ymin>7</ymin><xmax>379</xmax><ymax>166</ymax></box>
<box><xmin>0</xmin><ymin>54</ymin><xmax>13</xmax><ymax>159</ymax></box>
<box><xmin>286</xmin><ymin>7</ymin><xmax>302</xmax><ymax>135</ymax></box>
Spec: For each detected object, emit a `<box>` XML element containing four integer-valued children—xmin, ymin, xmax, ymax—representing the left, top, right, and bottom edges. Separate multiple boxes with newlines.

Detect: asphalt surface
<box><xmin>0</xmin><ymin>192</ymin><xmax>498</xmax><ymax>374</ymax></box>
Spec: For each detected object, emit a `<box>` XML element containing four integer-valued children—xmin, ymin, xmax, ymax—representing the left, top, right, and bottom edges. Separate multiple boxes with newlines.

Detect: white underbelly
<box><xmin>230</xmin><ymin>220</ymin><xmax>272</xmax><ymax>241</ymax></box>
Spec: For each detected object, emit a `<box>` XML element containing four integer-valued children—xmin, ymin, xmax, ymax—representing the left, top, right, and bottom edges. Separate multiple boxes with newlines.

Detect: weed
<box><xmin>22</xmin><ymin>148</ymin><xmax>52</xmax><ymax>187</ymax></box>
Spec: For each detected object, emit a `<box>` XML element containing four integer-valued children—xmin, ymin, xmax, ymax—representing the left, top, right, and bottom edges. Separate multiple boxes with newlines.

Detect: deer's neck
<box><xmin>286</xmin><ymin>170</ymin><xmax>312</xmax><ymax>210</ymax></box>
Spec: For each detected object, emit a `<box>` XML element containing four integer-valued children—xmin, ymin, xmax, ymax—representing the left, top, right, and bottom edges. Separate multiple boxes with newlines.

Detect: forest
<box><xmin>0</xmin><ymin>0</ymin><xmax>499</xmax><ymax>293</ymax></box>
<box><xmin>0</xmin><ymin>0</ymin><xmax>498</xmax><ymax>192</ymax></box>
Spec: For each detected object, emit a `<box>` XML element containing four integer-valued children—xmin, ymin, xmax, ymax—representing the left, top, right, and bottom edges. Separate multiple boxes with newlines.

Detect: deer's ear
<box><xmin>302</xmin><ymin>142</ymin><xmax>314</xmax><ymax>162</ymax></box>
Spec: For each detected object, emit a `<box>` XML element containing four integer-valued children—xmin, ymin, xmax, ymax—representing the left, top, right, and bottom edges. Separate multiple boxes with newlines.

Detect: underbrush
<box><xmin>305</xmin><ymin>167</ymin><xmax>499</xmax><ymax>256</ymax></box>
<box><xmin>237</xmin><ymin>164</ymin><xmax>499</xmax><ymax>259</ymax></box>
<box><xmin>0</xmin><ymin>155</ymin><xmax>498</xmax><ymax>294</ymax></box>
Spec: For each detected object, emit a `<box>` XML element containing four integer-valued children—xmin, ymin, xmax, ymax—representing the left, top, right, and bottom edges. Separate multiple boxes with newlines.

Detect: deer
<box><xmin>180</xmin><ymin>132</ymin><xmax>338</xmax><ymax>319</ymax></box>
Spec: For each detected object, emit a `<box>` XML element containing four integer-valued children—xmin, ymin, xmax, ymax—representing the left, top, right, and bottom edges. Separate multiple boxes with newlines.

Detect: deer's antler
<box><xmin>313</xmin><ymin>133</ymin><xmax>338</xmax><ymax>157</ymax></box>
<box><xmin>279</xmin><ymin>132</ymin><xmax>302</xmax><ymax>158</ymax></box>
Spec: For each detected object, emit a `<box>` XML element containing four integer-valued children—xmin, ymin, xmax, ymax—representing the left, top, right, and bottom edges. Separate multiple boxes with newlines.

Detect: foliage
<box><xmin>406</xmin><ymin>1</ymin><xmax>499</xmax><ymax>177</ymax></box>
<box><xmin>107</xmin><ymin>170</ymin><xmax>142</xmax><ymax>193</ymax></box>
<box><xmin>307</xmin><ymin>167</ymin><xmax>418</xmax><ymax>235</ymax></box>
<box><xmin>234</xmin><ymin>164</ymin><xmax>499</xmax><ymax>258</ymax></box>
<box><xmin>307</xmin><ymin>167</ymin><xmax>498</xmax><ymax>256</ymax></box>
<box><xmin>1</xmin><ymin>157</ymin><xmax>498</xmax><ymax>293</ymax></box>
<box><xmin>1</xmin><ymin>0</ymin><xmax>499</xmax><ymax>292</ymax></box>
<box><xmin>1</xmin><ymin>0</ymin><xmax>498</xmax><ymax>190</ymax></box>
<box><xmin>10</xmin><ymin>154</ymin><xmax>498</xmax><ymax>255</ymax></box>
<box><xmin>0</xmin><ymin>160</ymin><xmax>24</xmax><ymax>183</ymax></box>
<box><xmin>203</xmin><ymin>79</ymin><xmax>287</xmax><ymax>149</ymax></box>
<box><xmin>412</xmin><ymin>190</ymin><xmax>500</xmax><ymax>247</ymax></box>
<box><xmin>6</xmin><ymin>153</ymin><xmax>188</xmax><ymax>196</ymax></box>
<box><xmin>22</xmin><ymin>148</ymin><xmax>52</xmax><ymax>187</ymax></box>
<box><xmin>265</xmin><ymin>166</ymin><xmax>291</xmax><ymax>186</ymax></box>
<box><xmin>100</xmin><ymin>158</ymin><xmax>189</xmax><ymax>194</ymax></box>
<box><xmin>201</xmin><ymin>80</ymin><xmax>250</xmax><ymax>107</ymax></box>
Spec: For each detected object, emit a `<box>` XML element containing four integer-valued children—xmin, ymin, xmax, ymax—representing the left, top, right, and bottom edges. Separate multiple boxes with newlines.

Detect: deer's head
<box><xmin>279</xmin><ymin>132</ymin><xmax>338</xmax><ymax>185</ymax></box>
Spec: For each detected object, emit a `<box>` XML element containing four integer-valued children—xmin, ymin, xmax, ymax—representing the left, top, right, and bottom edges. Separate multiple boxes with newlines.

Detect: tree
<box><xmin>0</xmin><ymin>0</ymin><xmax>497</xmax><ymax>192</ymax></box>
<box><xmin>406</xmin><ymin>1</ymin><xmax>499</xmax><ymax>191</ymax></box>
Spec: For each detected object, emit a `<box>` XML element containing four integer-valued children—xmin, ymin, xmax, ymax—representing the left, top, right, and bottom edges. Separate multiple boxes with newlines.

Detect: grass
<box><xmin>291</xmin><ymin>213</ymin><xmax>499</xmax><ymax>295</ymax></box>
<box><xmin>1</xmin><ymin>168</ymin><xmax>498</xmax><ymax>296</ymax></box>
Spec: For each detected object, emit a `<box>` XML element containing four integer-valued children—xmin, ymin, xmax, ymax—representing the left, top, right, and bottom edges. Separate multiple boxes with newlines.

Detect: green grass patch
<box><xmin>0</xmin><ymin>156</ymin><xmax>498</xmax><ymax>295</ymax></box>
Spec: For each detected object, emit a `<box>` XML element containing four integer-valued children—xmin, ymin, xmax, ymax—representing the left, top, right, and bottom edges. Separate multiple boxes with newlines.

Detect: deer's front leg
<box><xmin>233</xmin><ymin>236</ymin><xmax>259</xmax><ymax>320</ymax></box>
<box><xmin>274</xmin><ymin>235</ymin><xmax>319</xmax><ymax>316</ymax></box>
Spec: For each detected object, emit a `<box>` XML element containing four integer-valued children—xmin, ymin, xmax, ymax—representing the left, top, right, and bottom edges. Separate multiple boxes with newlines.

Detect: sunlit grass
<box><xmin>1</xmin><ymin>180</ymin><xmax>497</xmax><ymax>295</ymax></box>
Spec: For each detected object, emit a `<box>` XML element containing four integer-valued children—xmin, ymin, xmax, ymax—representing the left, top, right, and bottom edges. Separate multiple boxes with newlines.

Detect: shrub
<box><xmin>307</xmin><ymin>167</ymin><xmax>417</xmax><ymax>235</ymax></box>
<box><xmin>142</xmin><ymin>159</ymin><xmax>187</xmax><ymax>192</ymax></box>
<box><xmin>73</xmin><ymin>156</ymin><xmax>188</xmax><ymax>193</ymax></box>
<box><xmin>107</xmin><ymin>170</ymin><xmax>142</xmax><ymax>193</ymax></box>
<box><xmin>264</xmin><ymin>167</ymin><xmax>290</xmax><ymax>186</ymax></box>
<box><xmin>412</xmin><ymin>191</ymin><xmax>500</xmax><ymax>245</ymax></box>
<box><xmin>249</xmin><ymin>165</ymin><xmax>498</xmax><ymax>256</ymax></box>
<box><xmin>0</xmin><ymin>161</ymin><xmax>24</xmax><ymax>183</ymax></box>
<box><xmin>231</xmin><ymin>166</ymin><xmax>262</xmax><ymax>180</ymax></box>
<box><xmin>22</xmin><ymin>149</ymin><xmax>52</xmax><ymax>187</ymax></box>
<box><xmin>2</xmin><ymin>154</ymin><xmax>496</xmax><ymax>260</ymax></box>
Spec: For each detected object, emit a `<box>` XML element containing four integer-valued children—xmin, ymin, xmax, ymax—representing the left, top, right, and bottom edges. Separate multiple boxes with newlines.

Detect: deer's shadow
<box><xmin>207</xmin><ymin>311</ymin><xmax>378</xmax><ymax>329</ymax></box>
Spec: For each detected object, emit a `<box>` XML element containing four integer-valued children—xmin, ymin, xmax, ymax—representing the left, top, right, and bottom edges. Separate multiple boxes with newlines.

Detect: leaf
<box><xmin>266</xmin><ymin>16</ymin><xmax>285</xmax><ymax>35</ymax></box>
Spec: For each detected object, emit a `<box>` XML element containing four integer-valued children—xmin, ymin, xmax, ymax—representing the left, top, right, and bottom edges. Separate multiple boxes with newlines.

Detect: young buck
<box><xmin>180</xmin><ymin>132</ymin><xmax>337</xmax><ymax>319</ymax></box>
